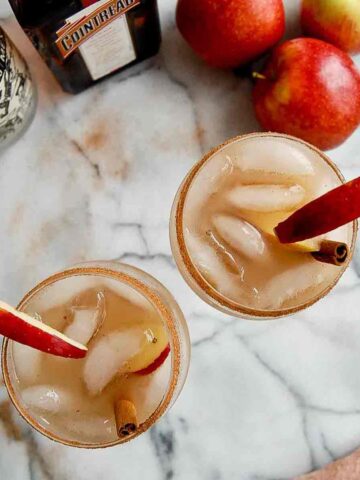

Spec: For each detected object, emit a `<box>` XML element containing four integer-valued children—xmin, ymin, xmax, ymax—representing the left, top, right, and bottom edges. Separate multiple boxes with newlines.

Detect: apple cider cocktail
<box><xmin>2</xmin><ymin>263</ymin><xmax>190</xmax><ymax>447</ymax></box>
<box><xmin>170</xmin><ymin>133</ymin><xmax>357</xmax><ymax>319</ymax></box>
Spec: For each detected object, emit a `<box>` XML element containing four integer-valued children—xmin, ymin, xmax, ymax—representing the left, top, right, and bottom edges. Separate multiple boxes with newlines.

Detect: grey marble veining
<box><xmin>0</xmin><ymin>1</ymin><xmax>360</xmax><ymax>479</ymax></box>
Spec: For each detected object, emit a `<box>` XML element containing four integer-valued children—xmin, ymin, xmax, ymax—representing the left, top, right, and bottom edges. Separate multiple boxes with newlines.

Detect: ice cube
<box><xmin>83</xmin><ymin>329</ymin><xmax>143</xmax><ymax>395</ymax></box>
<box><xmin>21</xmin><ymin>385</ymin><xmax>79</xmax><ymax>414</ymax></box>
<box><xmin>213</xmin><ymin>215</ymin><xmax>266</xmax><ymax>258</ymax></box>
<box><xmin>64</xmin><ymin>292</ymin><xmax>105</xmax><ymax>345</ymax></box>
<box><xmin>262</xmin><ymin>262</ymin><xmax>325</xmax><ymax>309</ymax></box>
<box><xmin>184</xmin><ymin>229</ymin><xmax>247</xmax><ymax>300</ymax></box>
<box><xmin>64</xmin><ymin>414</ymin><xmax>116</xmax><ymax>442</ymax></box>
<box><xmin>126</xmin><ymin>356</ymin><xmax>171</xmax><ymax>423</ymax></box>
<box><xmin>12</xmin><ymin>343</ymin><xmax>42</xmax><ymax>385</ymax></box>
<box><xmin>233</xmin><ymin>137</ymin><xmax>315</xmax><ymax>177</ymax></box>
<box><xmin>227</xmin><ymin>184</ymin><xmax>305</xmax><ymax>212</ymax></box>
<box><xmin>183</xmin><ymin>155</ymin><xmax>234</xmax><ymax>218</ymax></box>
<box><xmin>185</xmin><ymin>229</ymin><xmax>237</xmax><ymax>277</ymax></box>
<box><xmin>95</xmin><ymin>278</ymin><xmax>152</xmax><ymax>311</ymax></box>
<box><xmin>28</xmin><ymin>276</ymin><xmax>102</xmax><ymax>312</ymax></box>
<box><xmin>205</xmin><ymin>230</ymin><xmax>241</xmax><ymax>274</ymax></box>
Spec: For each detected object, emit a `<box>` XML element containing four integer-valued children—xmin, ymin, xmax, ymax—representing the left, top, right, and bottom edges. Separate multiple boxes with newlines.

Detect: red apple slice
<box><xmin>275</xmin><ymin>177</ymin><xmax>360</xmax><ymax>243</ymax></box>
<box><xmin>0</xmin><ymin>301</ymin><xmax>87</xmax><ymax>359</ymax></box>
<box><xmin>125</xmin><ymin>323</ymin><xmax>170</xmax><ymax>375</ymax></box>
<box><xmin>134</xmin><ymin>344</ymin><xmax>170</xmax><ymax>376</ymax></box>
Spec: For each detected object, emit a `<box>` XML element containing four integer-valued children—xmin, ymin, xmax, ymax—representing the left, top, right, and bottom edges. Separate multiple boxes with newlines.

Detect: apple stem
<box><xmin>252</xmin><ymin>72</ymin><xmax>267</xmax><ymax>81</ymax></box>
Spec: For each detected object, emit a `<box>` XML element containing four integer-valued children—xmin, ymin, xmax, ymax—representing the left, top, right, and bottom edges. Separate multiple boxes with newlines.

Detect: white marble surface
<box><xmin>0</xmin><ymin>1</ymin><xmax>360</xmax><ymax>479</ymax></box>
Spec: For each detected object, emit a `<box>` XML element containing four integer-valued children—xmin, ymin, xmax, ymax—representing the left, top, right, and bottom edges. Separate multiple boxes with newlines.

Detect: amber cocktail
<box><xmin>170</xmin><ymin>133</ymin><xmax>357</xmax><ymax>319</ymax></box>
<box><xmin>2</xmin><ymin>262</ymin><xmax>190</xmax><ymax>447</ymax></box>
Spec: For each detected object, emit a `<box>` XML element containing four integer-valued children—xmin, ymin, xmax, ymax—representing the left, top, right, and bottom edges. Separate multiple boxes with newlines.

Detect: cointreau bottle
<box><xmin>9</xmin><ymin>0</ymin><xmax>161</xmax><ymax>94</ymax></box>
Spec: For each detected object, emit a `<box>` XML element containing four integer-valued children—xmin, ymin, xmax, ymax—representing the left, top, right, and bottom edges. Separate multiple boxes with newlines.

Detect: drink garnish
<box><xmin>311</xmin><ymin>240</ymin><xmax>349</xmax><ymax>266</ymax></box>
<box><xmin>243</xmin><ymin>211</ymin><xmax>321</xmax><ymax>253</ymax></box>
<box><xmin>246</xmin><ymin>214</ymin><xmax>347</xmax><ymax>264</ymax></box>
<box><xmin>83</xmin><ymin>325</ymin><xmax>170</xmax><ymax>395</ymax></box>
<box><xmin>134</xmin><ymin>344</ymin><xmax>171</xmax><ymax>376</ymax></box>
<box><xmin>127</xmin><ymin>324</ymin><xmax>170</xmax><ymax>374</ymax></box>
<box><xmin>114</xmin><ymin>399</ymin><xmax>138</xmax><ymax>438</ymax></box>
<box><xmin>275</xmin><ymin>177</ymin><xmax>360</xmax><ymax>243</ymax></box>
<box><xmin>0</xmin><ymin>301</ymin><xmax>87</xmax><ymax>358</ymax></box>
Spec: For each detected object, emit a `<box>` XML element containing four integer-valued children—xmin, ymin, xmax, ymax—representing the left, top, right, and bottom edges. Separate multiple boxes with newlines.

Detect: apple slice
<box><xmin>0</xmin><ymin>301</ymin><xmax>87</xmax><ymax>359</ymax></box>
<box><xmin>127</xmin><ymin>323</ymin><xmax>170</xmax><ymax>375</ymax></box>
<box><xmin>134</xmin><ymin>344</ymin><xmax>170</xmax><ymax>376</ymax></box>
<box><xmin>275</xmin><ymin>177</ymin><xmax>360</xmax><ymax>243</ymax></box>
<box><xmin>244</xmin><ymin>211</ymin><xmax>321</xmax><ymax>253</ymax></box>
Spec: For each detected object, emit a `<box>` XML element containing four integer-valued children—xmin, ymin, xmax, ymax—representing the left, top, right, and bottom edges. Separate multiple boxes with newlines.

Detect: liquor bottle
<box><xmin>0</xmin><ymin>27</ymin><xmax>36</xmax><ymax>149</ymax></box>
<box><xmin>8</xmin><ymin>0</ymin><xmax>161</xmax><ymax>94</ymax></box>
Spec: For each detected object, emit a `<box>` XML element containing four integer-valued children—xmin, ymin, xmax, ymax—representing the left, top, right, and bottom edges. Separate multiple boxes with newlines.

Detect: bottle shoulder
<box><xmin>9</xmin><ymin>0</ymin><xmax>83</xmax><ymax>29</ymax></box>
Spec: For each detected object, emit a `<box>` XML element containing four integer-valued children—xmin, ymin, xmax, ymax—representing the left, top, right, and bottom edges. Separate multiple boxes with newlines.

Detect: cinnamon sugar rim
<box><xmin>2</xmin><ymin>266</ymin><xmax>182</xmax><ymax>448</ymax></box>
<box><xmin>174</xmin><ymin>132</ymin><xmax>358</xmax><ymax>319</ymax></box>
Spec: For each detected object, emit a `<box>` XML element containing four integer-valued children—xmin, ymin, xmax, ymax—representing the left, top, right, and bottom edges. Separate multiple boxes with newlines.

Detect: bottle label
<box><xmin>56</xmin><ymin>0</ymin><xmax>139</xmax><ymax>80</ymax></box>
<box><xmin>0</xmin><ymin>29</ymin><xmax>35</xmax><ymax>146</ymax></box>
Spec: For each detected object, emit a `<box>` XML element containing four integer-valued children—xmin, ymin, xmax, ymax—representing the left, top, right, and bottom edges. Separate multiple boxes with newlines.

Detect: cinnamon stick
<box><xmin>114</xmin><ymin>399</ymin><xmax>138</xmax><ymax>438</ymax></box>
<box><xmin>311</xmin><ymin>240</ymin><xmax>349</xmax><ymax>266</ymax></box>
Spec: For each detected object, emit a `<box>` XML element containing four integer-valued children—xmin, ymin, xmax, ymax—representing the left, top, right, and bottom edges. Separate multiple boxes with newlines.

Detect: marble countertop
<box><xmin>1</xmin><ymin>1</ymin><xmax>360</xmax><ymax>479</ymax></box>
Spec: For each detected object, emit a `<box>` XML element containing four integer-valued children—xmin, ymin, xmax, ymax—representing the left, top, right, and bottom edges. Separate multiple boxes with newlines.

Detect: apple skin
<box><xmin>134</xmin><ymin>344</ymin><xmax>170</xmax><ymax>376</ymax></box>
<box><xmin>301</xmin><ymin>0</ymin><xmax>360</xmax><ymax>54</ymax></box>
<box><xmin>176</xmin><ymin>0</ymin><xmax>285</xmax><ymax>69</ymax></box>
<box><xmin>253</xmin><ymin>38</ymin><xmax>360</xmax><ymax>150</ymax></box>
<box><xmin>275</xmin><ymin>177</ymin><xmax>360</xmax><ymax>243</ymax></box>
<box><xmin>0</xmin><ymin>301</ymin><xmax>87</xmax><ymax>358</ymax></box>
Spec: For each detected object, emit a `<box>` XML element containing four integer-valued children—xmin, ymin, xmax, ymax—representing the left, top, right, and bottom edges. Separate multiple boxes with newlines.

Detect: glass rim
<box><xmin>2</xmin><ymin>265</ymin><xmax>182</xmax><ymax>448</ymax></box>
<box><xmin>173</xmin><ymin>132</ymin><xmax>358</xmax><ymax>319</ymax></box>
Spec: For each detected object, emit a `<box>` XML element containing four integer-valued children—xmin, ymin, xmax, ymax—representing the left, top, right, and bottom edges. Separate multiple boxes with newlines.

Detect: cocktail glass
<box><xmin>170</xmin><ymin>133</ymin><xmax>357</xmax><ymax>319</ymax></box>
<box><xmin>2</xmin><ymin>261</ymin><xmax>190</xmax><ymax>447</ymax></box>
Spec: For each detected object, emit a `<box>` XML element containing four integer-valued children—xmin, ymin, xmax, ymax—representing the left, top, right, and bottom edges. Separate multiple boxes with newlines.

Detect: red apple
<box><xmin>176</xmin><ymin>0</ymin><xmax>285</xmax><ymax>69</ymax></box>
<box><xmin>301</xmin><ymin>0</ymin><xmax>360</xmax><ymax>54</ymax></box>
<box><xmin>0</xmin><ymin>301</ymin><xmax>87</xmax><ymax>359</ymax></box>
<box><xmin>253</xmin><ymin>38</ymin><xmax>360</xmax><ymax>150</ymax></box>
